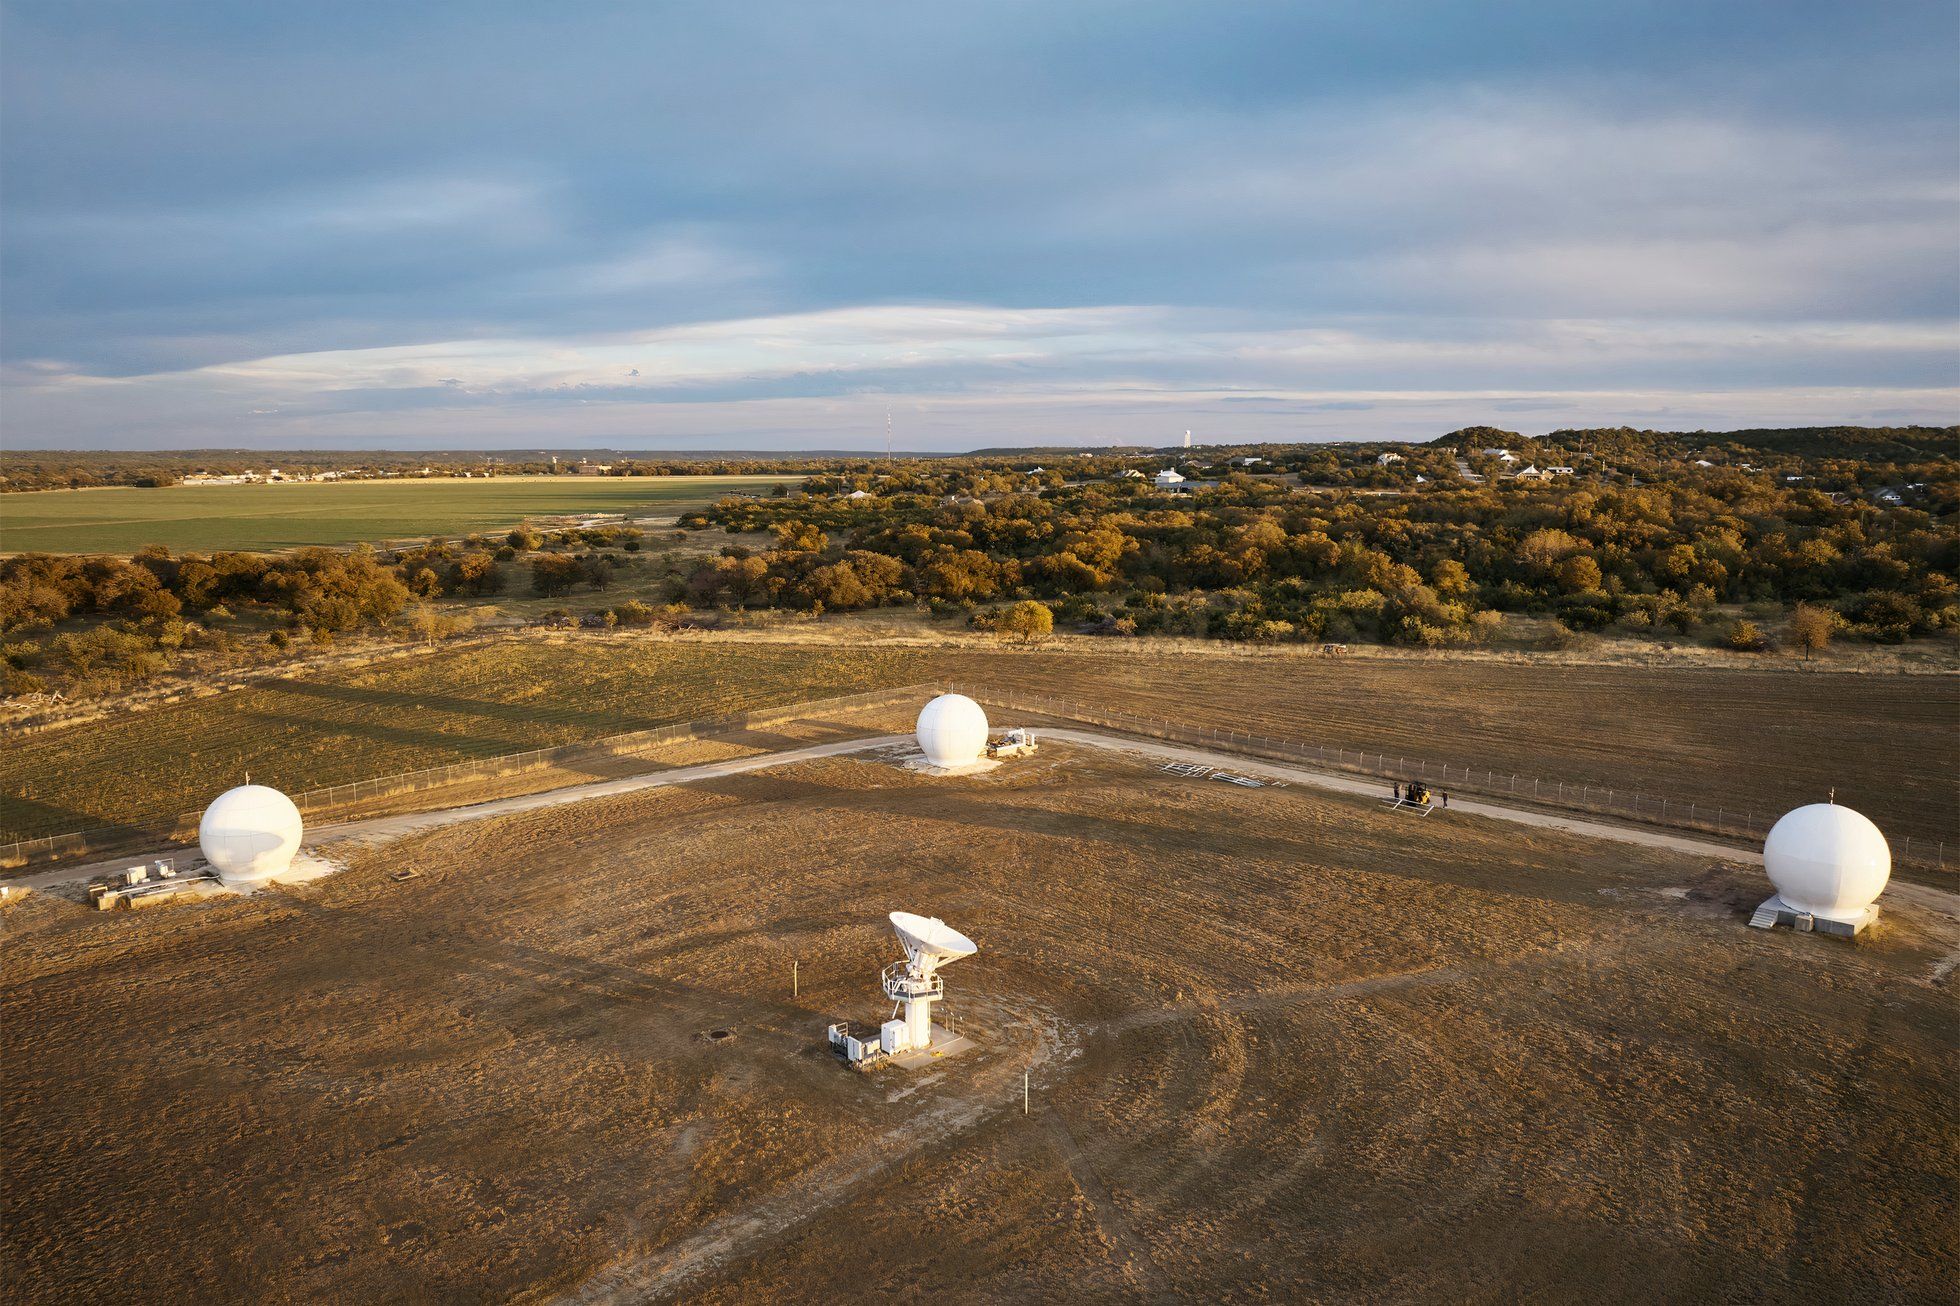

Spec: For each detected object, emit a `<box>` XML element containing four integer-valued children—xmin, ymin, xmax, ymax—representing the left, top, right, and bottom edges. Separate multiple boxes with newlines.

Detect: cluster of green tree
<box><xmin>676</xmin><ymin>440</ymin><xmax>1957</xmax><ymax>649</ymax></box>
<box><xmin>1438</xmin><ymin>424</ymin><xmax>1955</xmax><ymax>462</ymax></box>
<box><xmin>0</xmin><ymin>546</ymin><xmax>417</xmax><ymax>695</ymax></box>
<box><xmin>384</xmin><ymin>523</ymin><xmax>646</xmax><ymax>600</ymax></box>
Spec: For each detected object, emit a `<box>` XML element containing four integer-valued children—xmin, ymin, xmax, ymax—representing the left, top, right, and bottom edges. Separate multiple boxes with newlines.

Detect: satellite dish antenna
<box><xmin>881</xmin><ymin>912</ymin><xmax>978</xmax><ymax>1054</ymax></box>
<box><xmin>890</xmin><ymin>911</ymin><xmax>977</xmax><ymax>977</ymax></box>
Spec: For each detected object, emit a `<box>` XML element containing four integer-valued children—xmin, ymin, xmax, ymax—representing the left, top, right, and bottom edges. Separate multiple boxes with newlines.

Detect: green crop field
<box><xmin>0</xmin><ymin>475</ymin><xmax>796</xmax><ymax>555</ymax></box>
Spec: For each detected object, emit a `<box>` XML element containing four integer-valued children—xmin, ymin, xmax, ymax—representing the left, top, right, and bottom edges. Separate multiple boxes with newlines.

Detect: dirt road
<box><xmin>23</xmin><ymin>727</ymin><xmax>1773</xmax><ymax>895</ymax></box>
<box><xmin>35</xmin><ymin>723</ymin><xmax>1960</xmax><ymax>926</ymax></box>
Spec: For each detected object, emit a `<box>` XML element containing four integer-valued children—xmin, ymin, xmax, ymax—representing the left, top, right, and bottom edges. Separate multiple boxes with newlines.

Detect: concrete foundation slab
<box><xmin>884</xmin><ymin>1023</ymin><xmax>978</xmax><ymax>1070</ymax></box>
<box><xmin>1748</xmin><ymin>894</ymin><xmax>1878</xmax><ymax>937</ymax></box>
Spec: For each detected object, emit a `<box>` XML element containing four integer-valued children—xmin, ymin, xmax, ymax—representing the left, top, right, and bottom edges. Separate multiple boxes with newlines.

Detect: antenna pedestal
<box><xmin>828</xmin><ymin>913</ymin><xmax>979</xmax><ymax>1071</ymax></box>
<box><xmin>883</xmin><ymin>962</ymin><xmax>944</xmax><ymax>1050</ymax></box>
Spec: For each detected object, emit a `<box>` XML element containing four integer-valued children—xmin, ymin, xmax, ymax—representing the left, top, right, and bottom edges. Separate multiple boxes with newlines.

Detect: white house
<box><xmin>1117</xmin><ymin>468</ymin><xmax>1145</xmax><ymax>479</ymax></box>
<box><xmin>1546</xmin><ymin>465</ymin><xmax>1575</xmax><ymax>475</ymax></box>
<box><xmin>1230</xmin><ymin>455</ymin><xmax>1265</xmax><ymax>466</ymax></box>
<box><xmin>1154</xmin><ymin>467</ymin><xmax>1187</xmax><ymax>487</ymax></box>
<box><xmin>1413</xmin><ymin>474</ymin><xmax>1429</xmax><ymax>484</ymax></box>
<box><xmin>1481</xmin><ymin>447</ymin><xmax>1519</xmax><ymax>463</ymax></box>
<box><xmin>1376</xmin><ymin>451</ymin><xmax>1404</xmax><ymax>466</ymax></box>
<box><xmin>1514</xmin><ymin>464</ymin><xmax>1544</xmax><ymax>479</ymax></box>
<box><xmin>1693</xmin><ymin>459</ymin><xmax>1716</xmax><ymax>468</ymax></box>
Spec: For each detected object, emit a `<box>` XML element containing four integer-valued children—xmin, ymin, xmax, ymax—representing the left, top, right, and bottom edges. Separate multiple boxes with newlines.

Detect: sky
<box><xmin>2</xmin><ymin>1</ymin><xmax>1956</xmax><ymax>452</ymax></box>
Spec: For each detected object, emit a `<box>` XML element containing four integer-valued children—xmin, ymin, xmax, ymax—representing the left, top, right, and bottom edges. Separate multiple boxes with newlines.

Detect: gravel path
<box><xmin>23</xmin><ymin>727</ymin><xmax>1959</xmax><ymax>921</ymax></box>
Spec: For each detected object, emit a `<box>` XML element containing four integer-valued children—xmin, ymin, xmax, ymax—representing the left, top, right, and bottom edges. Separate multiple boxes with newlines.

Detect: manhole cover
<box><xmin>703</xmin><ymin>1027</ymin><xmax>737</xmax><ymax>1043</ymax></box>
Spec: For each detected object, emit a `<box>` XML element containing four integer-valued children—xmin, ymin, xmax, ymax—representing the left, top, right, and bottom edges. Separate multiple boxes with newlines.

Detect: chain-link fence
<box><xmin>5</xmin><ymin>678</ymin><xmax>1948</xmax><ymax>874</ymax></box>
<box><xmin>946</xmin><ymin>682</ymin><xmax>1949</xmax><ymax>871</ymax></box>
<box><xmin>0</xmin><ymin>682</ymin><xmax>941</xmax><ymax>870</ymax></box>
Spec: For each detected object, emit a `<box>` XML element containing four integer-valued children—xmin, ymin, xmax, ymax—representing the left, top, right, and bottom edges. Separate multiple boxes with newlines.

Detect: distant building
<box><xmin>1693</xmin><ymin>459</ymin><xmax>1716</xmax><ymax>468</ymax></box>
<box><xmin>1154</xmin><ymin>468</ymin><xmax>1187</xmax><ymax>487</ymax></box>
<box><xmin>1546</xmin><ymin>466</ymin><xmax>1575</xmax><ymax>475</ymax></box>
<box><xmin>1481</xmin><ymin>447</ymin><xmax>1519</xmax><ymax>463</ymax></box>
<box><xmin>1375</xmin><ymin>451</ymin><xmax>1404</xmax><ymax>466</ymax></box>
<box><xmin>1117</xmin><ymin>468</ymin><xmax>1145</xmax><ymax>479</ymax></box>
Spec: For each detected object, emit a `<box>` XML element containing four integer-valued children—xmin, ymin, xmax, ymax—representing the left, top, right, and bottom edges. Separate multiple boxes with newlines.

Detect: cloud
<box><xmin>8</xmin><ymin>302</ymin><xmax>1953</xmax><ymax>447</ymax></box>
<box><xmin>2</xmin><ymin>3</ymin><xmax>1955</xmax><ymax>446</ymax></box>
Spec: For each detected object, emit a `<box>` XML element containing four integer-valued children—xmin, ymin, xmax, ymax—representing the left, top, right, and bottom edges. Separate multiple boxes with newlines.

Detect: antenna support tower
<box><xmin>827</xmin><ymin>912</ymin><xmax>980</xmax><ymax>1070</ymax></box>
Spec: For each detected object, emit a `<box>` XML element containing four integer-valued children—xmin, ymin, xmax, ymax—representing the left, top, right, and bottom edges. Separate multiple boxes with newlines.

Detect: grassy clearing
<box><xmin>5</xmin><ymin>635</ymin><xmax>1955</xmax><ymax>854</ymax></box>
<box><xmin>0</xmin><ymin>641</ymin><xmax>922</xmax><ymax>839</ymax></box>
<box><xmin>944</xmin><ymin>649</ymin><xmax>1960</xmax><ymax>853</ymax></box>
<box><xmin>0</xmin><ymin>474</ymin><xmax>795</xmax><ymax>554</ymax></box>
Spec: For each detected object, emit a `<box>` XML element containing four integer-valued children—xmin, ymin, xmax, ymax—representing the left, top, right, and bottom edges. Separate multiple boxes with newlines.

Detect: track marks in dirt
<box><xmin>550</xmin><ymin>1001</ymin><xmax>1075</xmax><ymax>1305</ymax></box>
<box><xmin>1039</xmin><ymin>1112</ymin><xmax>1178</xmax><ymax>1304</ymax></box>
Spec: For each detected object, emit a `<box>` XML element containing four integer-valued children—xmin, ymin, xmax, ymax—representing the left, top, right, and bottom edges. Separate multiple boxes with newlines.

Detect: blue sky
<box><xmin>2</xmin><ymin>1</ymin><xmax>1956</xmax><ymax>450</ymax></box>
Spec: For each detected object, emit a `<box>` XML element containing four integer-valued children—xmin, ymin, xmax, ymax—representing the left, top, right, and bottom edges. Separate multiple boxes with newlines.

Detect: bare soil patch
<box><xmin>3</xmin><ymin>744</ymin><xmax>1953</xmax><ymax>1302</ymax></box>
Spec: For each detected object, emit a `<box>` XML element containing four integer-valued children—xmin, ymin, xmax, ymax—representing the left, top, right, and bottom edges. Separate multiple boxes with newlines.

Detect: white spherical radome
<box><xmin>915</xmin><ymin>693</ymin><xmax>989</xmax><ymax>768</ymax></box>
<box><xmin>1763</xmin><ymin>802</ymin><xmax>1890</xmax><ymax>923</ymax></box>
<box><xmin>198</xmin><ymin>784</ymin><xmax>304</xmax><ymax>887</ymax></box>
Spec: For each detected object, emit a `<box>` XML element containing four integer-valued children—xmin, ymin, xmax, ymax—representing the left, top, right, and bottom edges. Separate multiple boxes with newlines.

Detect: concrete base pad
<box><xmin>1750</xmin><ymin>894</ymin><xmax>1878</xmax><ymax>937</ymax></box>
<box><xmin>885</xmin><ymin>1023</ymin><xmax>978</xmax><ymax>1070</ymax></box>
<box><xmin>903</xmin><ymin>758</ymin><xmax>1000</xmax><ymax>778</ymax></box>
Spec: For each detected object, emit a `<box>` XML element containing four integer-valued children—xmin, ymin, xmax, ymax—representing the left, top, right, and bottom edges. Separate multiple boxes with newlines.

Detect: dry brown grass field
<box><xmin>4</xmin><ymin>736</ymin><xmax>1955</xmax><ymax>1303</ymax></box>
<box><xmin>4</xmin><ymin>636</ymin><xmax>1956</xmax><ymax>856</ymax></box>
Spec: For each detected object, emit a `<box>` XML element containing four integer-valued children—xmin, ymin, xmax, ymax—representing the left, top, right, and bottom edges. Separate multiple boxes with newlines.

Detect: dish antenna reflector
<box><xmin>890</xmin><ymin>911</ymin><xmax>977</xmax><ymax>976</ymax></box>
<box><xmin>881</xmin><ymin>912</ymin><xmax>978</xmax><ymax>1054</ymax></box>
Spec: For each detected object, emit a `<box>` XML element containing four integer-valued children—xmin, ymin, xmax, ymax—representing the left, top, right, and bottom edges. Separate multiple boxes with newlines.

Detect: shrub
<box><xmin>1724</xmin><ymin>620</ymin><xmax>1769</xmax><ymax>652</ymax></box>
<box><xmin>1540</xmin><ymin>621</ymin><xmax>1595</xmax><ymax>652</ymax></box>
<box><xmin>1787</xmin><ymin>603</ymin><xmax>1836</xmax><ymax>661</ymax></box>
<box><xmin>612</xmin><ymin>600</ymin><xmax>655</xmax><ymax>627</ymax></box>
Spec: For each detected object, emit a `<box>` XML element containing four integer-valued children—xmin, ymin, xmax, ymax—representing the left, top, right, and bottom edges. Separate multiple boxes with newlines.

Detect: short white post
<box><xmin>1023</xmin><ymin>1070</ymin><xmax>1030</xmax><ymax>1116</ymax></box>
<box><xmin>792</xmin><ymin>959</ymin><xmax>798</xmax><ymax>998</ymax></box>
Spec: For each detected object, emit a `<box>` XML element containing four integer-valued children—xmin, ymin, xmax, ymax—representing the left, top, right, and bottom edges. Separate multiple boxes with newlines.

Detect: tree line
<box><xmin>674</xmin><ymin>438</ymin><xmax>1956</xmax><ymax>649</ymax></box>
